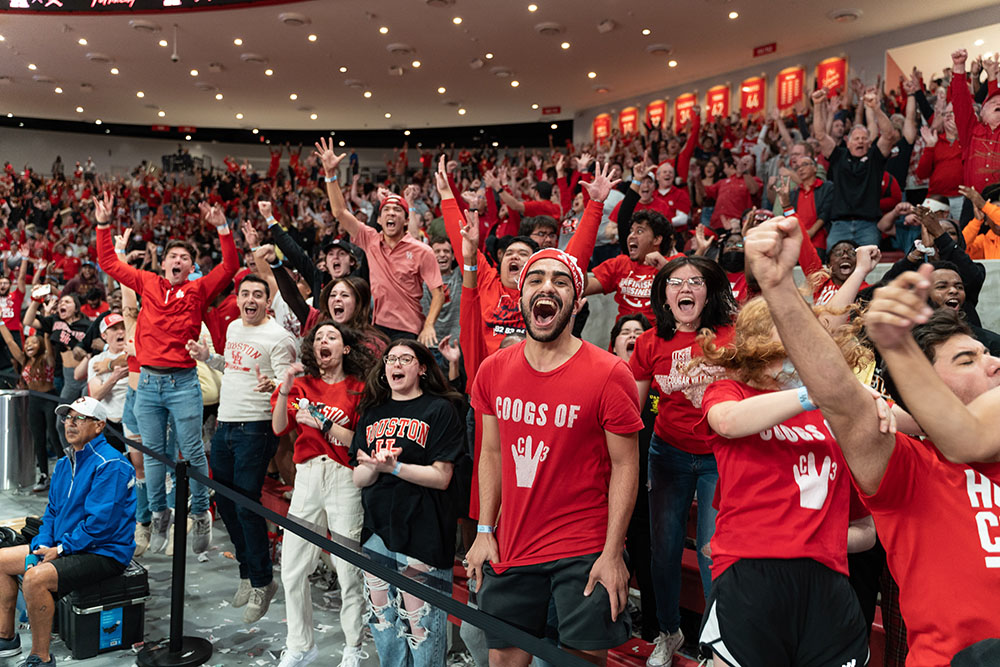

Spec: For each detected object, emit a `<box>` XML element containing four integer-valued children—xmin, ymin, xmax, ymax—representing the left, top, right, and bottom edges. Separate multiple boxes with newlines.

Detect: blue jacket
<box><xmin>31</xmin><ymin>434</ymin><xmax>137</xmax><ymax>565</ymax></box>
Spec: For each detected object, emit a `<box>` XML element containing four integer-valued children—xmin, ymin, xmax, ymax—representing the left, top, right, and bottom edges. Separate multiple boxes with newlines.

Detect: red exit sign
<box><xmin>541</xmin><ymin>106</ymin><xmax>561</xmax><ymax>115</ymax></box>
<box><xmin>753</xmin><ymin>42</ymin><xmax>777</xmax><ymax>58</ymax></box>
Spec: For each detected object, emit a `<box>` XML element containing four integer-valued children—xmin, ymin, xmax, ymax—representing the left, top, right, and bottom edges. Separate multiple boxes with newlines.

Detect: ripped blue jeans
<box><xmin>362</xmin><ymin>533</ymin><xmax>452</xmax><ymax>667</ymax></box>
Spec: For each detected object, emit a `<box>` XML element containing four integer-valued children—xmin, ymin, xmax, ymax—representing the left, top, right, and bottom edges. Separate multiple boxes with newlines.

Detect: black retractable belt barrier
<box><xmin>22</xmin><ymin>387</ymin><xmax>593</xmax><ymax>667</ymax></box>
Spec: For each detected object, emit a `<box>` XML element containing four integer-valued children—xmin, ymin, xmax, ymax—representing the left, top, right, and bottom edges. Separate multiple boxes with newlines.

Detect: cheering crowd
<box><xmin>0</xmin><ymin>44</ymin><xmax>999</xmax><ymax>667</ymax></box>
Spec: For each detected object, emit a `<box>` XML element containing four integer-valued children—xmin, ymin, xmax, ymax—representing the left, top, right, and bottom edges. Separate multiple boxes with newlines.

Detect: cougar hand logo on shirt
<box><xmin>511</xmin><ymin>435</ymin><xmax>548</xmax><ymax>488</ymax></box>
<box><xmin>793</xmin><ymin>452</ymin><xmax>833</xmax><ymax>510</ymax></box>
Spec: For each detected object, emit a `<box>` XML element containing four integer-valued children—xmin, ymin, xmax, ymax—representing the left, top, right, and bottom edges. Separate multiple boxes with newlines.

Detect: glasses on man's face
<box><xmin>665</xmin><ymin>277</ymin><xmax>707</xmax><ymax>289</ymax></box>
<box><xmin>531</xmin><ymin>231</ymin><xmax>558</xmax><ymax>241</ymax></box>
<box><xmin>61</xmin><ymin>414</ymin><xmax>93</xmax><ymax>424</ymax></box>
<box><xmin>384</xmin><ymin>354</ymin><xmax>417</xmax><ymax>367</ymax></box>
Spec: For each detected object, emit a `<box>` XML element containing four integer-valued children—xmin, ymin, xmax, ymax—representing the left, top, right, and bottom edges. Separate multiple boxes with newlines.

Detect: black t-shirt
<box><xmin>885</xmin><ymin>138</ymin><xmax>914</xmax><ymax>192</ymax></box>
<box><xmin>37</xmin><ymin>314</ymin><xmax>92</xmax><ymax>355</ymax></box>
<box><xmin>828</xmin><ymin>143</ymin><xmax>888</xmax><ymax>222</ymax></box>
<box><xmin>349</xmin><ymin>393</ymin><xmax>465</xmax><ymax>569</ymax></box>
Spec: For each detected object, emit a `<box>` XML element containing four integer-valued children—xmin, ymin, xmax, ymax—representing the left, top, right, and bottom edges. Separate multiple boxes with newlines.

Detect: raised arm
<box><xmin>811</xmin><ymin>88</ymin><xmax>836</xmax><ymax>158</ymax></box>
<box><xmin>313</xmin><ymin>138</ymin><xmax>360</xmax><ymax>239</ymax></box>
<box><xmin>260</xmin><ymin>201</ymin><xmax>323</xmax><ymax>292</ymax></box>
<box><xmin>865</xmin><ymin>89</ymin><xmax>896</xmax><ymax>157</ymax></box>
<box><xmin>565</xmin><ymin>161</ymin><xmax>621</xmax><ymax>275</ymax></box>
<box><xmin>92</xmin><ymin>193</ymin><xmax>143</xmax><ymax>292</ymax></box>
<box><xmin>747</xmin><ymin>216</ymin><xmax>895</xmax><ymax>494</ymax></box>
<box><xmin>950</xmin><ymin>50</ymin><xmax>976</xmax><ymax>148</ymax></box>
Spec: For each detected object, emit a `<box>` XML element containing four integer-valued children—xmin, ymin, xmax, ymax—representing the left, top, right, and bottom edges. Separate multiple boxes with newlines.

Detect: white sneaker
<box><xmin>243</xmin><ymin>580</ymin><xmax>278</xmax><ymax>624</ymax></box>
<box><xmin>277</xmin><ymin>644</ymin><xmax>318</xmax><ymax>667</ymax></box>
<box><xmin>149</xmin><ymin>510</ymin><xmax>173</xmax><ymax>553</ymax></box>
<box><xmin>647</xmin><ymin>629</ymin><xmax>684</xmax><ymax>667</ymax></box>
<box><xmin>232</xmin><ymin>579</ymin><xmax>252</xmax><ymax>608</ymax></box>
<box><xmin>191</xmin><ymin>511</ymin><xmax>212</xmax><ymax>554</ymax></box>
<box><xmin>339</xmin><ymin>646</ymin><xmax>368</xmax><ymax>667</ymax></box>
<box><xmin>134</xmin><ymin>523</ymin><xmax>151</xmax><ymax>557</ymax></box>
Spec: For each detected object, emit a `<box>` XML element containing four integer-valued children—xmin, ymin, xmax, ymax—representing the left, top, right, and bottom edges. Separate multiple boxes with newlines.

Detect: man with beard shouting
<box><xmin>466</xmin><ymin>247</ymin><xmax>643</xmax><ymax>666</ymax></box>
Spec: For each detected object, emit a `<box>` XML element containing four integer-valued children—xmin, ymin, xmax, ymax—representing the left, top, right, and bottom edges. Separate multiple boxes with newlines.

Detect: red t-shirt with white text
<box><xmin>0</xmin><ymin>289</ymin><xmax>23</xmax><ymax>332</ymax></box>
<box><xmin>471</xmin><ymin>341</ymin><xmax>643</xmax><ymax>572</ymax></box>
<box><xmin>701</xmin><ymin>380</ymin><xmax>853</xmax><ymax>579</ymax></box>
<box><xmin>861</xmin><ymin>434</ymin><xmax>1000</xmax><ymax>666</ymax></box>
<box><xmin>629</xmin><ymin>327</ymin><xmax>733</xmax><ymax>455</ymax></box>
<box><xmin>592</xmin><ymin>255</ymin><xmax>659</xmax><ymax>322</ymax></box>
<box><xmin>271</xmin><ymin>375</ymin><xmax>365</xmax><ymax>468</ymax></box>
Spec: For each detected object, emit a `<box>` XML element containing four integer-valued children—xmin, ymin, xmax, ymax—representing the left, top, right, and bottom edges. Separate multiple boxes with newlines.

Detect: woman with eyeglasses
<box><xmin>349</xmin><ymin>340</ymin><xmax>466</xmax><ymax>667</ymax></box>
<box><xmin>627</xmin><ymin>256</ymin><xmax>737</xmax><ymax>667</ymax></box>
<box><xmin>271</xmin><ymin>320</ymin><xmax>374</xmax><ymax>667</ymax></box>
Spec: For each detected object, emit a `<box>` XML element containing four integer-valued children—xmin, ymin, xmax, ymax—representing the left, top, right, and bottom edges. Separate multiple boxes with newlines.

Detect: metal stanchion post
<box><xmin>137</xmin><ymin>461</ymin><xmax>213</xmax><ymax>667</ymax></box>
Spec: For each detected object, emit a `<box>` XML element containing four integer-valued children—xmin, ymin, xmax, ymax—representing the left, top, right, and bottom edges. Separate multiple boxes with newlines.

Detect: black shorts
<box><xmin>699</xmin><ymin>558</ymin><xmax>869</xmax><ymax>667</ymax></box>
<box><xmin>53</xmin><ymin>553</ymin><xmax>127</xmax><ymax>598</ymax></box>
<box><xmin>478</xmin><ymin>552</ymin><xmax>629</xmax><ymax>652</ymax></box>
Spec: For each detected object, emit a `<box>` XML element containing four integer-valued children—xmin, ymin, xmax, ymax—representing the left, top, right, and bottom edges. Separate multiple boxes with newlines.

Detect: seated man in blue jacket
<box><xmin>0</xmin><ymin>396</ymin><xmax>136</xmax><ymax>666</ymax></box>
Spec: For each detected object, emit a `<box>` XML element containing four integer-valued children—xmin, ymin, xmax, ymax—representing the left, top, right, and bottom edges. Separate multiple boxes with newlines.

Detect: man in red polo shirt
<box><xmin>748</xmin><ymin>215</ymin><xmax>1000</xmax><ymax>667</ymax></box>
<box><xmin>695</xmin><ymin>155</ymin><xmax>761</xmax><ymax>231</ymax></box>
<box><xmin>314</xmin><ymin>138</ymin><xmax>444</xmax><ymax>346</ymax></box>
<box><xmin>774</xmin><ymin>157</ymin><xmax>833</xmax><ymax>254</ymax></box>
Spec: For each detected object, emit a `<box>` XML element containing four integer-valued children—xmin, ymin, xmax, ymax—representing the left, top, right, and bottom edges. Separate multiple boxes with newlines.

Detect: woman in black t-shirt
<box><xmin>350</xmin><ymin>339</ymin><xmax>465</xmax><ymax>667</ymax></box>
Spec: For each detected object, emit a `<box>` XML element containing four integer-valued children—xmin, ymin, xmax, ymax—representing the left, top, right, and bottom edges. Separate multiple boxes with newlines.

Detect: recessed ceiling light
<box><xmin>587</xmin><ymin>71</ymin><xmax>597</xmax><ymax>79</ymax></box>
<box><xmin>95</xmin><ymin>119</ymin><xmax>102</xmax><ymax>125</ymax></box>
<box><xmin>252</xmin><ymin>128</ymin><xmax>259</xmax><ymax>134</ymax></box>
<box><xmin>189</xmin><ymin>69</ymin><xmax>198</xmax><ymax>77</ymax></box>
<box><xmin>54</xmin><ymin>87</ymin><xmax>63</xmax><ymax>94</ymax></box>
<box><xmin>236</xmin><ymin>112</ymin><xmax>244</xmax><ymax>119</ymax></box>
<box><xmin>510</xmin><ymin>80</ymin><xmax>520</xmax><ymax>87</ymax></box>
<box><xmin>728</xmin><ymin>11</ymin><xmax>739</xmax><ymax>19</ymax></box>
<box><xmin>531</xmin><ymin>103</ymin><xmax>539</xmax><ymax>109</ymax></box>
<box><xmin>310</xmin><ymin>113</ymin><xmax>318</xmax><ymax>120</ymax></box>
<box><xmin>264</xmin><ymin>68</ymin><xmax>274</xmax><ymax>76</ymax></box>
<box><xmin>185</xmin><ymin>135</ymin><xmax>191</xmax><ymax>141</ymax></box>
<box><xmin>384</xmin><ymin>112</ymin><xmax>392</xmax><ymax>118</ymax></box>
<box><xmin>492</xmin><ymin>141</ymin><xmax>499</xmax><ymax>147</ymax></box>
<box><xmin>975</xmin><ymin>39</ymin><xmax>985</xmax><ymax>46</ymax></box>
<box><xmin>338</xmin><ymin>140</ymin><xmax>345</xmax><ymax>146</ymax></box>
<box><xmin>642</xmin><ymin>28</ymin><xmax>651</xmax><ymax>35</ymax></box>
<box><xmin>411</xmin><ymin>60</ymin><xmax>421</xmax><ymax>68</ymax></box>
<box><xmin>0</xmin><ymin>35</ymin><xmax>5</xmax><ymax>42</ymax></box>
<box><xmin>110</xmin><ymin>67</ymin><xmax>120</xmax><ymax>75</ymax></box>
<box><xmin>528</xmin><ymin>3</ymin><xmax>538</xmax><ymax>11</ymax></box>
<box><xmin>485</xmin><ymin>52</ymin><xmax>494</xmax><ymax>59</ymax></box>
<box><xmin>379</xmin><ymin>26</ymin><xmax>389</xmax><ymax>34</ymax></box>
<box><xmin>404</xmin><ymin>130</ymin><xmax>411</xmax><ymax>136</ymax></box>
<box><xmin>27</xmin><ymin>64</ymin><xmax>37</xmax><ymax>71</ymax></box>
<box><xmin>157</xmin><ymin>110</ymin><xmax>165</xmax><ymax>117</ymax></box>
<box><xmin>458</xmin><ymin>108</ymin><xmax>467</xmax><ymax>115</ymax></box>
<box><xmin>339</xmin><ymin>66</ymin><xmax>348</xmax><ymax>73</ymax></box>
<box><xmin>6</xmin><ymin>113</ymin><xmax>11</xmax><ymax>118</ymax></box>
<box><xmin>437</xmin><ymin>86</ymin><xmax>446</xmax><ymax>94</ymax></box>
<box><xmin>452</xmin><ymin>16</ymin><xmax>463</xmax><ymax>24</ymax></box>
<box><xmin>363</xmin><ymin>90</ymin><xmax>372</xmax><ymax>98</ymax></box>
<box><xmin>136</xmin><ymin>91</ymin><xmax>145</xmax><ymax>98</ymax></box>
<box><xmin>560</xmin><ymin>42</ymin><xmax>570</xmax><ymax>49</ymax></box>
<box><xmin>215</xmin><ymin>93</ymin><xmax>223</xmax><ymax>100</ymax></box>
<box><xmin>78</xmin><ymin>38</ymin><xmax>88</xmax><ymax>46</ymax></box>
<box><xmin>668</xmin><ymin>59</ymin><xmax>678</xmax><ymax>67</ymax></box>
<box><xmin>308</xmin><ymin>34</ymin><xmax>318</xmax><ymax>42</ymax></box>
<box><xmin>234</xmin><ymin>38</ymin><xmax>243</xmax><ymax>46</ymax></box>
<box><xmin>550</xmin><ymin>123</ymin><xmax>558</xmax><ymax>129</ymax></box>
<box><xmin>158</xmin><ymin>39</ymin><xmax>168</xmax><ymax>47</ymax></box>
<box><xmin>75</xmin><ymin>106</ymin><xmax>84</xmax><ymax>113</ymax></box>
<box><xmin>289</xmin><ymin>93</ymin><xmax>298</xmax><ymax>100</ymax></box>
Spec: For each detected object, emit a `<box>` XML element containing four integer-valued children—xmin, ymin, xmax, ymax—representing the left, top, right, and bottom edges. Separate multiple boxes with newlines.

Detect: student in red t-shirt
<box><xmin>627</xmin><ymin>256</ymin><xmax>737</xmax><ymax>666</ymax></box>
<box><xmin>466</xmin><ymin>247</ymin><xmax>643</xmax><ymax>667</ymax></box>
<box><xmin>270</xmin><ymin>321</ymin><xmax>374</xmax><ymax>667</ymax></box>
<box><xmin>499</xmin><ymin>179</ymin><xmax>562</xmax><ymax>221</ymax></box>
<box><xmin>749</xmin><ymin>216</ymin><xmax>1000</xmax><ymax>666</ymax></box>
<box><xmin>695</xmin><ymin>296</ymin><xmax>872</xmax><ymax>667</ymax></box>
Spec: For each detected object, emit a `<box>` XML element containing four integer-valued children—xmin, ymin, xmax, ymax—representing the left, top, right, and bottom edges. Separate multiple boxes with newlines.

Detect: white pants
<box><xmin>281</xmin><ymin>456</ymin><xmax>365</xmax><ymax>650</ymax></box>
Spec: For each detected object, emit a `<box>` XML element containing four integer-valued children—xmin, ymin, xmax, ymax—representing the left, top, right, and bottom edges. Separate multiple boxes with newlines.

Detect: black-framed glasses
<box><xmin>384</xmin><ymin>354</ymin><xmax>417</xmax><ymax>367</ymax></box>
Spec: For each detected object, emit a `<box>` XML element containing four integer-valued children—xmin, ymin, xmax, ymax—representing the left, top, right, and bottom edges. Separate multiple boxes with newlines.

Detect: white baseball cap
<box><xmin>55</xmin><ymin>396</ymin><xmax>109</xmax><ymax>422</ymax></box>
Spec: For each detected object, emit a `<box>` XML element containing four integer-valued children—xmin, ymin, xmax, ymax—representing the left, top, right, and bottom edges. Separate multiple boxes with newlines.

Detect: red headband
<box><xmin>517</xmin><ymin>248</ymin><xmax>585</xmax><ymax>298</ymax></box>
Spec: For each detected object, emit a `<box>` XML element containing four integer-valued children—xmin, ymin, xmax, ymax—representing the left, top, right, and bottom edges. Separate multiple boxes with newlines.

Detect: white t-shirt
<box><xmin>216</xmin><ymin>318</ymin><xmax>297</xmax><ymax>423</ymax></box>
<box><xmin>87</xmin><ymin>349</ymin><xmax>129</xmax><ymax>422</ymax></box>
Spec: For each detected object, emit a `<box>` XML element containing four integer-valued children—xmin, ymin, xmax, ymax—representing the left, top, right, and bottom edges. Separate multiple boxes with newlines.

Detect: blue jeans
<box><xmin>893</xmin><ymin>219</ymin><xmax>921</xmax><ymax>254</ymax></box>
<box><xmin>827</xmin><ymin>219</ymin><xmax>881</xmax><ymax>251</ymax></box>
<box><xmin>648</xmin><ymin>434</ymin><xmax>718</xmax><ymax>634</ymax></box>
<box><xmin>210</xmin><ymin>421</ymin><xmax>278</xmax><ymax>587</ymax></box>
<box><xmin>363</xmin><ymin>533</ymin><xmax>452</xmax><ymax>667</ymax></box>
<box><xmin>135</xmin><ymin>368</ymin><xmax>209</xmax><ymax>514</ymax></box>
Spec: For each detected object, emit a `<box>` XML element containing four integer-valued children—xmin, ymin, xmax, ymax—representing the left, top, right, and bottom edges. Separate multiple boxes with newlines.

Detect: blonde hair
<box><xmin>694</xmin><ymin>296</ymin><xmax>871</xmax><ymax>390</ymax></box>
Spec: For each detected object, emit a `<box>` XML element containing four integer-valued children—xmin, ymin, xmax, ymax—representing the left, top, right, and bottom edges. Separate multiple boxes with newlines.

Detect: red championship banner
<box><xmin>618</xmin><ymin>106</ymin><xmax>639</xmax><ymax>135</ymax></box>
<box><xmin>674</xmin><ymin>93</ymin><xmax>696</xmax><ymax>134</ymax></box>
<box><xmin>706</xmin><ymin>85</ymin><xmax>731</xmax><ymax>120</ymax></box>
<box><xmin>592</xmin><ymin>113</ymin><xmax>612</xmax><ymax>144</ymax></box>
<box><xmin>776</xmin><ymin>66</ymin><xmax>805</xmax><ymax>115</ymax></box>
<box><xmin>740</xmin><ymin>76</ymin><xmax>766</xmax><ymax>118</ymax></box>
<box><xmin>646</xmin><ymin>99</ymin><xmax>667</xmax><ymax>129</ymax></box>
<box><xmin>817</xmin><ymin>56</ymin><xmax>848</xmax><ymax>96</ymax></box>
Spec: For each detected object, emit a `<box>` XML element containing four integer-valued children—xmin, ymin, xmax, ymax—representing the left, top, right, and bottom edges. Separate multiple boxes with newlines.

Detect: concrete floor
<box><xmin>0</xmin><ymin>486</ymin><xmax>481</xmax><ymax>667</ymax></box>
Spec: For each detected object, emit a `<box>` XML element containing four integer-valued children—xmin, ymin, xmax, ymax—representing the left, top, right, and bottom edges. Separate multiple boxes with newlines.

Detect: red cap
<box><xmin>100</xmin><ymin>312</ymin><xmax>124</xmax><ymax>334</ymax></box>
